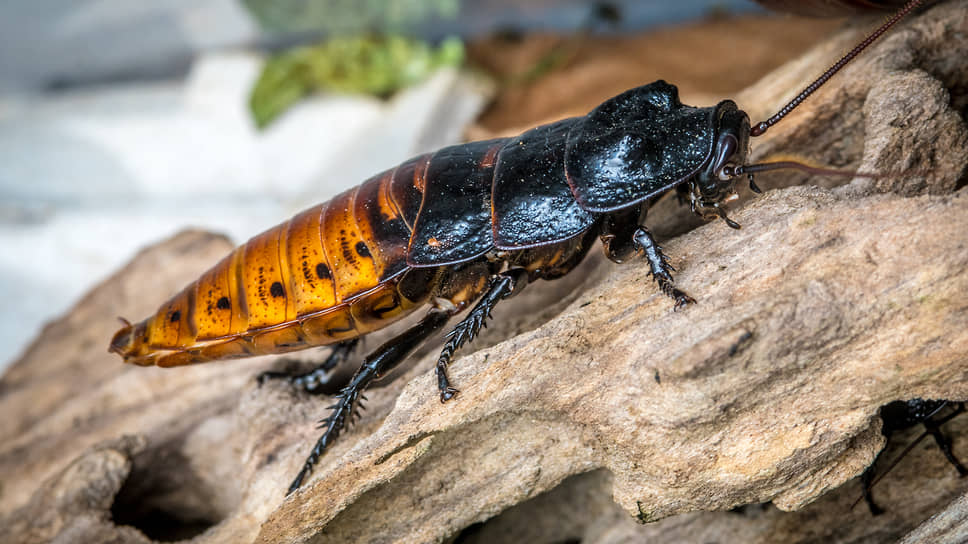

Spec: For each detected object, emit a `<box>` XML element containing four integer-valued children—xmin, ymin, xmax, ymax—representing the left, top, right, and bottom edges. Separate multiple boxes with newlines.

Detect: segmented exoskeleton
<box><xmin>110</xmin><ymin>0</ymin><xmax>927</xmax><ymax>494</ymax></box>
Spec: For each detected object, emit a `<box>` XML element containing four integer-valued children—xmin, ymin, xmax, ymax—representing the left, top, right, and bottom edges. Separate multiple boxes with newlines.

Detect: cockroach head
<box><xmin>686</xmin><ymin>105</ymin><xmax>751</xmax><ymax>228</ymax></box>
<box><xmin>564</xmin><ymin>81</ymin><xmax>750</xmax><ymax>226</ymax></box>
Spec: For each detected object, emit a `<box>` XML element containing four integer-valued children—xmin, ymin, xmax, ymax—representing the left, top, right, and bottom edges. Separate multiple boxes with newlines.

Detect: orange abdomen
<box><xmin>115</xmin><ymin>155</ymin><xmax>436</xmax><ymax>367</ymax></box>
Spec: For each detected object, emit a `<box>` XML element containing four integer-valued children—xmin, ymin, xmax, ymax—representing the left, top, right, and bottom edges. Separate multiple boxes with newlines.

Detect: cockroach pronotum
<box><xmin>110</xmin><ymin>0</ymin><xmax>929</xmax><ymax>494</ymax></box>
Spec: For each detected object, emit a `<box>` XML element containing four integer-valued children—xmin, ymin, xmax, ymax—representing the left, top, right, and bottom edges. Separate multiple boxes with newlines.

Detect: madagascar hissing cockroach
<box><xmin>857</xmin><ymin>399</ymin><xmax>967</xmax><ymax>515</ymax></box>
<box><xmin>109</xmin><ymin>0</ymin><xmax>928</xmax><ymax>494</ymax></box>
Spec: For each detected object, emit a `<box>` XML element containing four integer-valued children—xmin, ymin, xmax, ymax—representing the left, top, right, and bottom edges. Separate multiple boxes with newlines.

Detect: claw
<box><xmin>440</xmin><ymin>387</ymin><xmax>460</xmax><ymax>403</ymax></box>
<box><xmin>672</xmin><ymin>290</ymin><xmax>696</xmax><ymax>310</ymax></box>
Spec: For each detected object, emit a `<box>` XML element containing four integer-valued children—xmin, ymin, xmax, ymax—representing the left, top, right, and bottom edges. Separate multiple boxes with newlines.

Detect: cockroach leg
<box><xmin>436</xmin><ymin>269</ymin><xmax>529</xmax><ymax>403</ymax></box>
<box><xmin>859</xmin><ymin>468</ymin><xmax>885</xmax><ymax>516</ymax></box>
<box><xmin>288</xmin><ymin>310</ymin><xmax>452</xmax><ymax>494</ymax></box>
<box><xmin>632</xmin><ymin>226</ymin><xmax>695</xmax><ymax>309</ymax></box>
<box><xmin>924</xmin><ymin>404</ymin><xmax>968</xmax><ymax>476</ymax></box>
<box><xmin>600</xmin><ymin>206</ymin><xmax>644</xmax><ymax>264</ymax></box>
<box><xmin>257</xmin><ymin>339</ymin><xmax>359</xmax><ymax>394</ymax></box>
<box><xmin>858</xmin><ymin>400</ymin><xmax>967</xmax><ymax>515</ymax></box>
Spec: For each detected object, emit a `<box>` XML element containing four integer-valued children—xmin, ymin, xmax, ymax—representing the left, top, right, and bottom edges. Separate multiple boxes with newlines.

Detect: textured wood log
<box><xmin>1</xmin><ymin>2</ymin><xmax>967</xmax><ymax>543</ymax></box>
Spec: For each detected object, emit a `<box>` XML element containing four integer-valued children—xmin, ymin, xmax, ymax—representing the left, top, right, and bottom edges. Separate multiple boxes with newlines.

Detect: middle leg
<box><xmin>435</xmin><ymin>268</ymin><xmax>529</xmax><ymax>403</ymax></box>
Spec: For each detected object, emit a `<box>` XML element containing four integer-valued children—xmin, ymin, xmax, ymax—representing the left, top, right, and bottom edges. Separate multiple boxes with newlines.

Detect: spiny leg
<box><xmin>859</xmin><ymin>400</ymin><xmax>966</xmax><ymax>515</ymax></box>
<box><xmin>436</xmin><ymin>269</ymin><xmax>528</xmax><ymax>403</ymax></box>
<box><xmin>258</xmin><ymin>339</ymin><xmax>359</xmax><ymax>395</ymax></box>
<box><xmin>924</xmin><ymin>403</ymin><xmax>968</xmax><ymax>476</ymax></box>
<box><xmin>287</xmin><ymin>310</ymin><xmax>451</xmax><ymax>494</ymax></box>
<box><xmin>632</xmin><ymin>226</ymin><xmax>695</xmax><ymax>308</ymax></box>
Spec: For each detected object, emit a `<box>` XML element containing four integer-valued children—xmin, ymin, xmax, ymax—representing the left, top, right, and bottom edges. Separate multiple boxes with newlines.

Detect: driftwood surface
<box><xmin>2</xmin><ymin>2</ymin><xmax>968</xmax><ymax>543</ymax></box>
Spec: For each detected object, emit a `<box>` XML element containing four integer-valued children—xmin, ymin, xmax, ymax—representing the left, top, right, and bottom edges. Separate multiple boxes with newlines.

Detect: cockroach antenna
<box><xmin>722</xmin><ymin>0</ymin><xmax>931</xmax><ymax>193</ymax></box>
<box><xmin>750</xmin><ymin>0</ymin><xmax>928</xmax><ymax>137</ymax></box>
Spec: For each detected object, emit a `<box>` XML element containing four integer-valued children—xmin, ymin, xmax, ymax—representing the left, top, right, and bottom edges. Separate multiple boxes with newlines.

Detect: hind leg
<box><xmin>859</xmin><ymin>400</ymin><xmax>966</xmax><ymax>515</ymax></box>
<box><xmin>258</xmin><ymin>339</ymin><xmax>359</xmax><ymax>394</ymax></box>
<box><xmin>287</xmin><ymin>310</ymin><xmax>452</xmax><ymax>494</ymax></box>
<box><xmin>860</xmin><ymin>462</ymin><xmax>886</xmax><ymax>515</ymax></box>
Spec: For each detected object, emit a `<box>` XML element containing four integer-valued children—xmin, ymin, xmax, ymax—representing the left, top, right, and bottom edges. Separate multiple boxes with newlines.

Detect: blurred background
<box><xmin>1</xmin><ymin>0</ymin><xmax>848</xmax><ymax>371</ymax></box>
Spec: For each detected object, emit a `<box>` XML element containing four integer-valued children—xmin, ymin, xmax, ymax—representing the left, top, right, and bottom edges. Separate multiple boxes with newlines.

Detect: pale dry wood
<box><xmin>1</xmin><ymin>2</ymin><xmax>967</xmax><ymax>543</ymax></box>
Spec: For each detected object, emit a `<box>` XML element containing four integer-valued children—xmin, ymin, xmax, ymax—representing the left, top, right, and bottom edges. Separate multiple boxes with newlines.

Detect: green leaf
<box><xmin>248</xmin><ymin>35</ymin><xmax>465</xmax><ymax>129</ymax></box>
<box><xmin>249</xmin><ymin>49</ymin><xmax>314</xmax><ymax>129</ymax></box>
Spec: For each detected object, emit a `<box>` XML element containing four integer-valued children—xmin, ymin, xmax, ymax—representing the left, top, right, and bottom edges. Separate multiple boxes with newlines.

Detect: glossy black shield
<box><xmin>407</xmin><ymin>139</ymin><xmax>506</xmax><ymax>266</ymax></box>
<box><xmin>564</xmin><ymin>80</ymin><xmax>728</xmax><ymax>212</ymax></box>
<box><xmin>491</xmin><ymin>118</ymin><xmax>597</xmax><ymax>249</ymax></box>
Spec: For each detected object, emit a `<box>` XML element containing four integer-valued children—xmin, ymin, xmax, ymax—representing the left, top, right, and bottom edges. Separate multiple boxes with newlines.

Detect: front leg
<box><xmin>632</xmin><ymin>226</ymin><xmax>695</xmax><ymax>309</ymax></box>
<box><xmin>599</xmin><ymin>209</ymin><xmax>694</xmax><ymax>309</ymax></box>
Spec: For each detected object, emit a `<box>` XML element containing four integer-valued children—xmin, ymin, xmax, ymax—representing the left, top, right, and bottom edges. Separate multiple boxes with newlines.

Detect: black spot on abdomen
<box><xmin>216</xmin><ymin>297</ymin><xmax>231</xmax><ymax>310</ymax></box>
<box><xmin>170</xmin><ymin>311</ymin><xmax>181</xmax><ymax>322</ymax></box>
<box><xmin>355</xmin><ymin>241</ymin><xmax>372</xmax><ymax>259</ymax></box>
<box><xmin>316</xmin><ymin>263</ymin><xmax>331</xmax><ymax>280</ymax></box>
<box><xmin>270</xmin><ymin>282</ymin><xmax>285</xmax><ymax>298</ymax></box>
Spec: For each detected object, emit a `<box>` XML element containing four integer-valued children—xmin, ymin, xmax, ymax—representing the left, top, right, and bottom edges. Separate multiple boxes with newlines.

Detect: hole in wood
<box><xmin>110</xmin><ymin>444</ymin><xmax>225</xmax><ymax>541</ymax></box>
